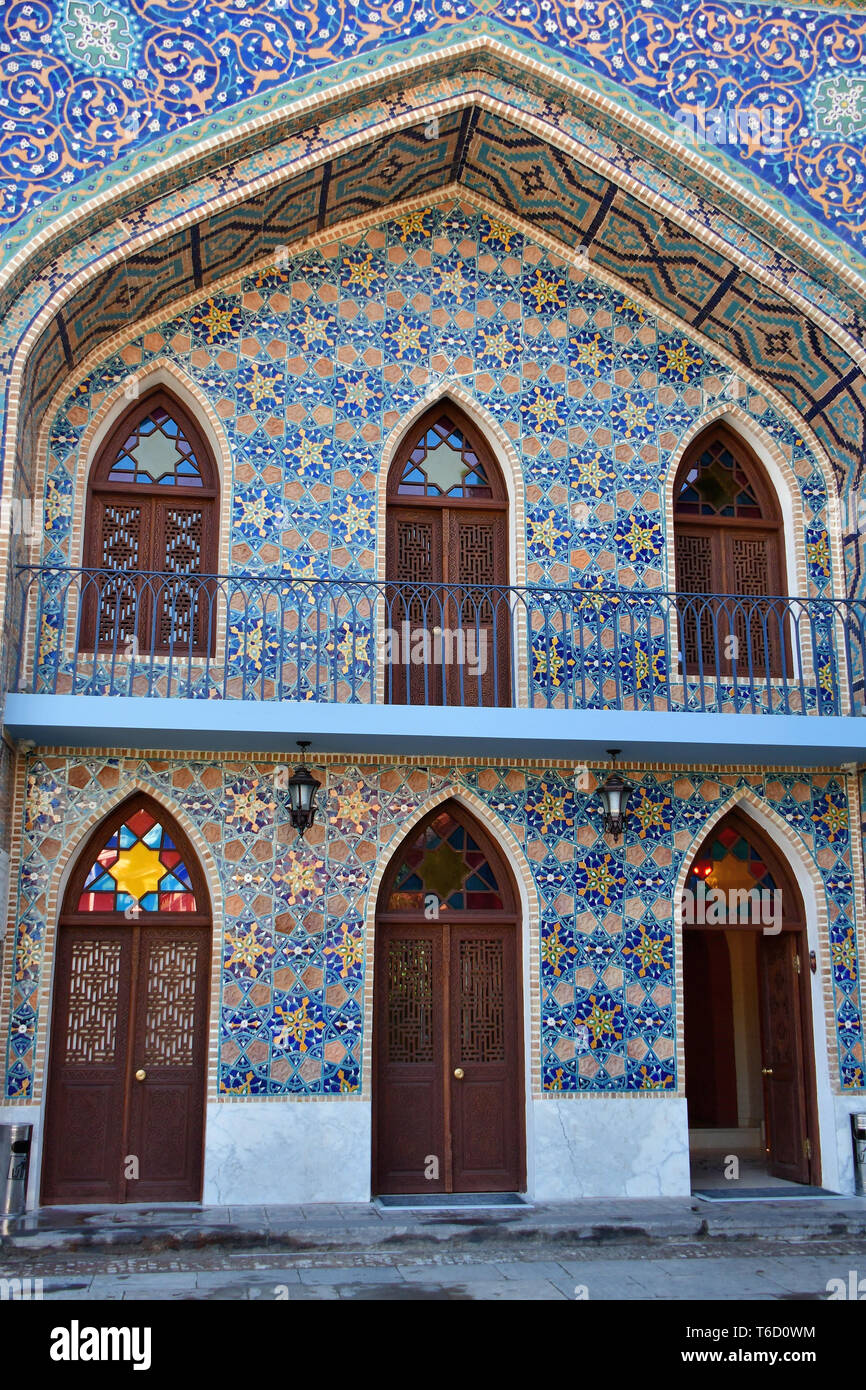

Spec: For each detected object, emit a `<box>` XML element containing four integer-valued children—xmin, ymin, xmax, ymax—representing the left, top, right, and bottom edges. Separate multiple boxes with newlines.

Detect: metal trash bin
<box><xmin>0</xmin><ymin>1123</ymin><xmax>32</xmax><ymax>1215</ymax></box>
<box><xmin>853</xmin><ymin>1114</ymin><xmax>866</xmax><ymax>1197</ymax></box>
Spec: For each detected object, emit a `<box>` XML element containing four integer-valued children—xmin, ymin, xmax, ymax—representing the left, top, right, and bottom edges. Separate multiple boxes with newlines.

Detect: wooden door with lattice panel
<box><xmin>124</xmin><ymin>925</ymin><xmax>211</xmax><ymax>1201</ymax></box>
<box><xmin>448</xmin><ymin>924</ymin><xmax>522</xmax><ymax>1191</ymax></box>
<box><xmin>673</xmin><ymin>426</ymin><xmax>788</xmax><ymax>679</ymax></box>
<box><xmin>373</xmin><ymin>926</ymin><xmax>446</xmax><ymax>1193</ymax></box>
<box><xmin>80</xmin><ymin>389</ymin><xmax>218</xmax><ymax>657</ymax></box>
<box><xmin>446</xmin><ymin>510</ymin><xmax>510</xmax><ymax>707</ymax></box>
<box><xmin>41</xmin><ymin>797</ymin><xmax>211</xmax><ymax>1205</ymax></box>
<box><xmin>40</xmin><ymin>927</ymin><xmax>135</xmax><ymax>1204</ymax></box>
<box><xmin>758</xmin><ymin>931</ymin><xmax>812</xmax><ymax>1184</ymax></box>
<box><xmin>385</xmin><ymin>405</ymin><xmax>510</xmax><ymax>707</ymax></box>
<box><xmin>385</xmin><ymin>507</ymin><xmax>444</xmax><ymax>705</ymax></box>
<box><xmin>373</xmin><ymin>804</ymin><xmax>524</xmax><ymax>1194</ymax></box>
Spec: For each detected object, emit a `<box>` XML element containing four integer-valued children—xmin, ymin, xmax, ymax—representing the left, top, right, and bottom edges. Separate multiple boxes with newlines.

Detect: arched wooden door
<box><xmin>385</xmin><ymin>405</ymin><xmax>511</xmax><ymax>707</ymax></box>
<box><xmin>673</xmin><ymin>426</ymin><xmax>790</xmax><ymax>678</ymax></box>
<box><xmin>41</xmin><ymin>795</ymin><xmax>211</xmax><ymax>1205</ymax></box>
<box><xmin>80</xmin><ymin>388</ymin><xmax>219</xmax><ymax>657</ymax></box>
<box><xmin>683</xmin><ymin>812</ymin><xmax>820</xmax><ymax>1185</ymax></box>
<box><xmin>373</xmin><ymin>803</ymin><xmax>525</xmax><ymax>1194</ymax></box>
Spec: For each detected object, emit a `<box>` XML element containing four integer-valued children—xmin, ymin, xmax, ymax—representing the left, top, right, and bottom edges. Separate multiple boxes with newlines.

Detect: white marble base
<box><xmin>828</xmin><ymin>1096</ymin><xmax>866</xmax><ymax>1196</ymax></box>
<box><xmin>529</xmin><ymin>1096</ymin><xmax>692</xmax><ymax>1199</ymax></box>
<box><xmin>202</xmin><ymin>1100</ymin><xmax>372</xmax><ymax>1205</ymax></box>
<box><xmin>0</xmin><ymin>1104</ymin><xmax>42</xmax><ymax>1210</ymax></box>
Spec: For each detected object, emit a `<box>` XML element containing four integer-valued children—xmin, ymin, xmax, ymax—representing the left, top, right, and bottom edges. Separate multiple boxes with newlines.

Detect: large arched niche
<box><xmin>670</xmin><ymin>787</ymin><xmax>841</xmax><ymax>1187</ymax></box>
<box><xmin>361</xmin><ymin>783</ymin><xmax>541</xmax><ymax>1107</ymax></box>
<box><xmin>34</xmin><ymin>781</ymin><xmax>224</xmax><ymax>1104</ymax></box>
<box><xmin>664</xmin><ymin>405</ymin><xmax>843</xmax><ymax>607</ymax></box>
<box><xmin>39</xmin><ymin>360</ymin><xmax>234</xmax><ymax>579</ymax></box>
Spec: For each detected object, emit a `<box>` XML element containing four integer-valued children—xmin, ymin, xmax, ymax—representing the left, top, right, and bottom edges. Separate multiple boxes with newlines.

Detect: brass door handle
<box><xmin>761</xmin><ymin>1067</ymin><xmax>774</xmax><ymax>1076</ymax></box>
<box><xmin>135</xmin><ymin>1069</ymin><xmax>146</xmax><ymax>1081</ymax></box>
<box><xmin>453</xmin><ymin>1067</ymin><xmax>464</xmax><ymax>1079</ymax></box>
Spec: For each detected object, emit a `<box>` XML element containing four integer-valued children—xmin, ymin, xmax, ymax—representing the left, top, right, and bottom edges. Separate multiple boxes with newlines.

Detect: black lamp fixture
<box><xmin>287</xmin><ymin>742</ymin><xmax>321</xmax><ymax>837</ymax></box>
<box><xmin>597</xmin><ymin>749</ymin><xmax>634</xmax><ymax>843</ymax></box>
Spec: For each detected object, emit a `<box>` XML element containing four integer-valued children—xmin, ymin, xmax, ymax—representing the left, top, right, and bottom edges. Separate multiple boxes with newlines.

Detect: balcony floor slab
<box><xmin>5</xmin><ymin>694</ymin><xmax>866</xmax><ymax>766</ymax></box>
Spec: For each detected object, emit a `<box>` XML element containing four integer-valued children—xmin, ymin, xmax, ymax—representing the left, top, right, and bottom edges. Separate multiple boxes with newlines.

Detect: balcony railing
<box><xmin>13</xmin><ymin>565</ymin><xmax>866</xmax><ymax>716</ymax></box>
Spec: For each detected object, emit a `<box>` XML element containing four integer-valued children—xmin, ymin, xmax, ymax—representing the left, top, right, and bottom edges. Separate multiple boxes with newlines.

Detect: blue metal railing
<box><xmin>12</xmin><ymin>565</ymin><xmax>866</xmax><ymax>715</ymax></box>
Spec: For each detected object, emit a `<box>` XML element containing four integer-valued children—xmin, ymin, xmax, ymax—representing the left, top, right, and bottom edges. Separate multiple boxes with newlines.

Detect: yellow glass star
<box><xmin>107</xmin><ymin>840</ymin><xmax>165</xmax><ymax>902</ymax></box>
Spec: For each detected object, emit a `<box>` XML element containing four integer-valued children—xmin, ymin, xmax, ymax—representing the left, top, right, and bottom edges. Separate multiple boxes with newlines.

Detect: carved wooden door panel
<box><xmin>42</xmin><ymin>923</ymin><xmax>210</xmax><ymax>1204</ymax></box>
<box><xmin>675</xmin><ymin>526</ymin><xmax>785</xmax><ymax>678</ymax></box>
<box><xmin>758</xmin><ymin>931</ymin><xmax>811</xmax><ymax>1184</ymax></box>
<box><xmin>374</xmin><ymin>921</ymin><xmax>523</xmax><ymax>1194</ymax></box>
<box><xmin>125</xmin><ymin>926</ymin><xmax>211</xmax><ymax>1201</ymax></box>
<box><xmin>385</xmin><ymin>509</ymin><xmax>444</xmax><ymax>706</ymax></box>
<box><xmin>374</xmin><ymin>926</ymin><xmax>446</xmax><ymax>1193</ymax></box>
<box><xmin>449</xmin><ymin>926</ymin><xmax>522</xmax><ymax>1192</ymax></box>
<box><xmin>446</xmin><ymin>511</ymin><xmax>510</xmax><ymax>708</ymax></box>
<box><xmin>41</xmin><ymin>928</ymin><xmax>134</xmax><ymax>1205</ymax></box>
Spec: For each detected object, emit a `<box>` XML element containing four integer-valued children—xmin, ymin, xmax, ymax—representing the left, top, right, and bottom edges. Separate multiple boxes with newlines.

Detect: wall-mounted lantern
<box><xmin>287</xmin><ymin>741</ymin><xmax>321</xmax><ymax>837</ymax></box>
<box><xmin>597</xmin><ymin>749</ymin><xmax>634</xmax><ymax>843</ymax></box>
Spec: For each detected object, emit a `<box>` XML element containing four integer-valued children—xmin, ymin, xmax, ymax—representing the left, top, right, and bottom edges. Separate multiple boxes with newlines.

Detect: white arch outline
<box><xmin>23</xmin><ymin>361</ymin><xmax>236</xmax><ymax>690</ymax></box>
<box><xmin>22</xmin><ymin>779</ymin><xmax>224</xmax><ymax>1206</ymax></box>
<box><xmin>375</xmin><ymin>385</ymin><xmax>529</xmax><ymax>706</ymax></box>
<box><xmin>670</xmin><ymin>785</ymin><xmax>842</xmax><ymax>1191</ymax></box>
<box><xmin>663</xmin><ymin>403</ymin><xmax>844</xmax><ymax>606</ymax></box>
<box><xmin>361</xmin><ymin>782</ymin><xmax>541</xmax><ymax>1194</ymax></box>
<box><xmin>663</xmin><ymin>405</ymin><xmax>848</xmax><ymax>708</ymax></box>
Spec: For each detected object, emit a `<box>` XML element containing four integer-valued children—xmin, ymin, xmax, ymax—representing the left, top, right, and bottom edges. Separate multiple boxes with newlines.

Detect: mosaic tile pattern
<box><xmin>34</xmin><ymin>202</ymin><xmax>840</xmax><ymax>708</ymax></box>
<box><xmin>3</xmin><ymin>754</ymin><xmax>863</xmax><ymax>1098</ymax></box>
<box><xmin>5</xmin><ymin>70</ymin><xmax>864</xmax><ymax>598</ymax></box>
<box><xmin>1</xmin><ymin>3</ymin><xmax>865</xmax><ymax>262</ymax></box>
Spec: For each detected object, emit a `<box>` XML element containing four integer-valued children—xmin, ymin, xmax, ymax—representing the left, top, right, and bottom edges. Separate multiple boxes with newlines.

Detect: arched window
<box><xmin>381</xmin><ymin>806</ymin><xmax>513</xmax><ymax>914</ymax></box>
<box><xmin>673</xmin><ymin>426</ymin><xmax>788</xmax><ymax>677</ymax></box>
<box><xmin>81</xmin><ymin>389</ymin><xmax>219</xmax><ymax>656</ymax></box>
<box><xmin>385</xmin><ymin>405</ymin><xmax>510</xmax><ymax>706</ymax></box>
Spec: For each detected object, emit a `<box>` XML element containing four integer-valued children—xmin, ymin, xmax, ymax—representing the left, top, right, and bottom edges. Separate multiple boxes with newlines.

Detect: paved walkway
<box><xmin>3</xmin><ymin>1194</ymin><xmax>865</xmax><ymax>1255</ymax></box>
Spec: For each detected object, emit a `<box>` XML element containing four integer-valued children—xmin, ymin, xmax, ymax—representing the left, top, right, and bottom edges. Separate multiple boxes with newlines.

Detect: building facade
<box><xmin>0</xmin><ymin>2</ymin><xmax>864</xmax><ymax>1206</ymax></box>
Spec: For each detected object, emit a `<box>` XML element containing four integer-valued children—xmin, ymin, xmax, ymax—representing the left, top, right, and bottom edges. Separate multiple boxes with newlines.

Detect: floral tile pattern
<box><xmin>3</xmin><ymin>754</ymin><xmax>863</xmax><ymax>1099</ymax></box>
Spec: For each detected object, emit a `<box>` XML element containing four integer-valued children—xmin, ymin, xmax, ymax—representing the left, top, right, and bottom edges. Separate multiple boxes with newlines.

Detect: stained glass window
<box><xmin>396</xmin><ymin>416</ymin><xmax>492</xmax><ymax>498</ymax></box>
<box><xmin>388</xmin><ymin>812</ymin><xmax>503</xmax><ymax>911</ymax></box>
<box><xmin>686</xmin><ymin>822</ymin><xmax>778</xmax><ymax>924</ymax></box>
<box><xmin>676</xmin><ymin>436</ymin><xmax>763</xmax><ymax>519</ymax></box>
<box><xmin>78</xmin><ymin>806</ymin><xmax>197</xmax><ymax>913</ymax></box>
<box><xmin>105</xmin><ymin>405</ymin><xmax>204</xmax><ymax>487</ymax></box>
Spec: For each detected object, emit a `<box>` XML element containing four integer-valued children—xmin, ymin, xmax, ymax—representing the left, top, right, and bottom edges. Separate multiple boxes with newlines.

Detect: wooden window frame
<box><xmin>673</xmin><ymin>426</ymin><xmax>790</xmax><ymax>679</ymax></box>
<box><xmin>385</xmin><ymin>405</ymin><xmax>511</xmax><ymax>706</ymax></box>
<box><xmin>80</xmin><ymin>389</ymin><xmax>219</xmax><ymax>658</ymax></box>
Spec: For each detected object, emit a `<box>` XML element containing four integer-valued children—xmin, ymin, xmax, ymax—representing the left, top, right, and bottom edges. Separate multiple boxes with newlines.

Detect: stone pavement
<box><xmin>3</xmin><ymin>1194</ymin><xmax>865</xmax><ymax>1255</ymax></box>
<box><xmin>2</xmin><ymin>1196</ymin><xmax>865</xmax><ymax>1300</ymax></box>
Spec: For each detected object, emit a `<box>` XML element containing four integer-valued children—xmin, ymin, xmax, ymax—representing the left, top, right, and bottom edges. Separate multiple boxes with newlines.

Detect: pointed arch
<box><xmin>671</xmin><ymin>786</ymin><xmax>837</xmax><ymax>1096</ymax></box>
<box><xmin>378</xmin><ymin>384</ymin><xmax>526</xmax><ymax>589</ymax></box>
<box><xmin>32</xmin><ymin>779</ymin><xmax>224</xmax><ymax>1104</ymax></box>
<box><xmin>671</xmin><ymin>418</ymin><xmax>794</xmax><ymax>678</ymax></box>
<box><xmin>664</xmin><ymin>404</ymin><xmax>843</xmax><ymax>606</ymax></box>
<box><xmin>38</xmin><ymin>787</ymin><xmax>215</xmax><ymax>1204</ymax></box>
<box><xmin>79</xmin><ymin>384</ymin><xmax>220</xmax><ymax>656</ymax></box>
<box><xmin>369</xmin><ymin>789</ymin><xmax>529</xmax><ymax>1194</ymax></box>
<box><xmin>381</xmin><ymin>396</ymin><xmax>517</xmax><ymax>708</ymax></box>
<box><xmin>675</xmin><ymin>792</ymin><xmax>831</xmax><ymax>1187</ymax></box>
<box><xmin>362</xmin><ymin>783</ymin><xmax>541</xmax><ymax>1101</ymax></box>
<box><xmin>61</xmin><ymin>791</ymin><xmax>211</xmax><ymax>920</ymax></box>
<box><xmin>57</xmin><ymin>359</ymin><xmax>233</xmax><ymax>580</ymax></box>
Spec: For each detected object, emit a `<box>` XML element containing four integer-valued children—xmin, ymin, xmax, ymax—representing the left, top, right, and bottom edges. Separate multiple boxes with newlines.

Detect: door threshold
<box><xmin>375</xmin><ymin>1193</ymin><xmax>529</xmax><ymax>1210</ymax></box>
<box><xmin>693</xmin><ymin>1186</ymin><xmax>839</xmax><ymax>1202</ymax></box>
